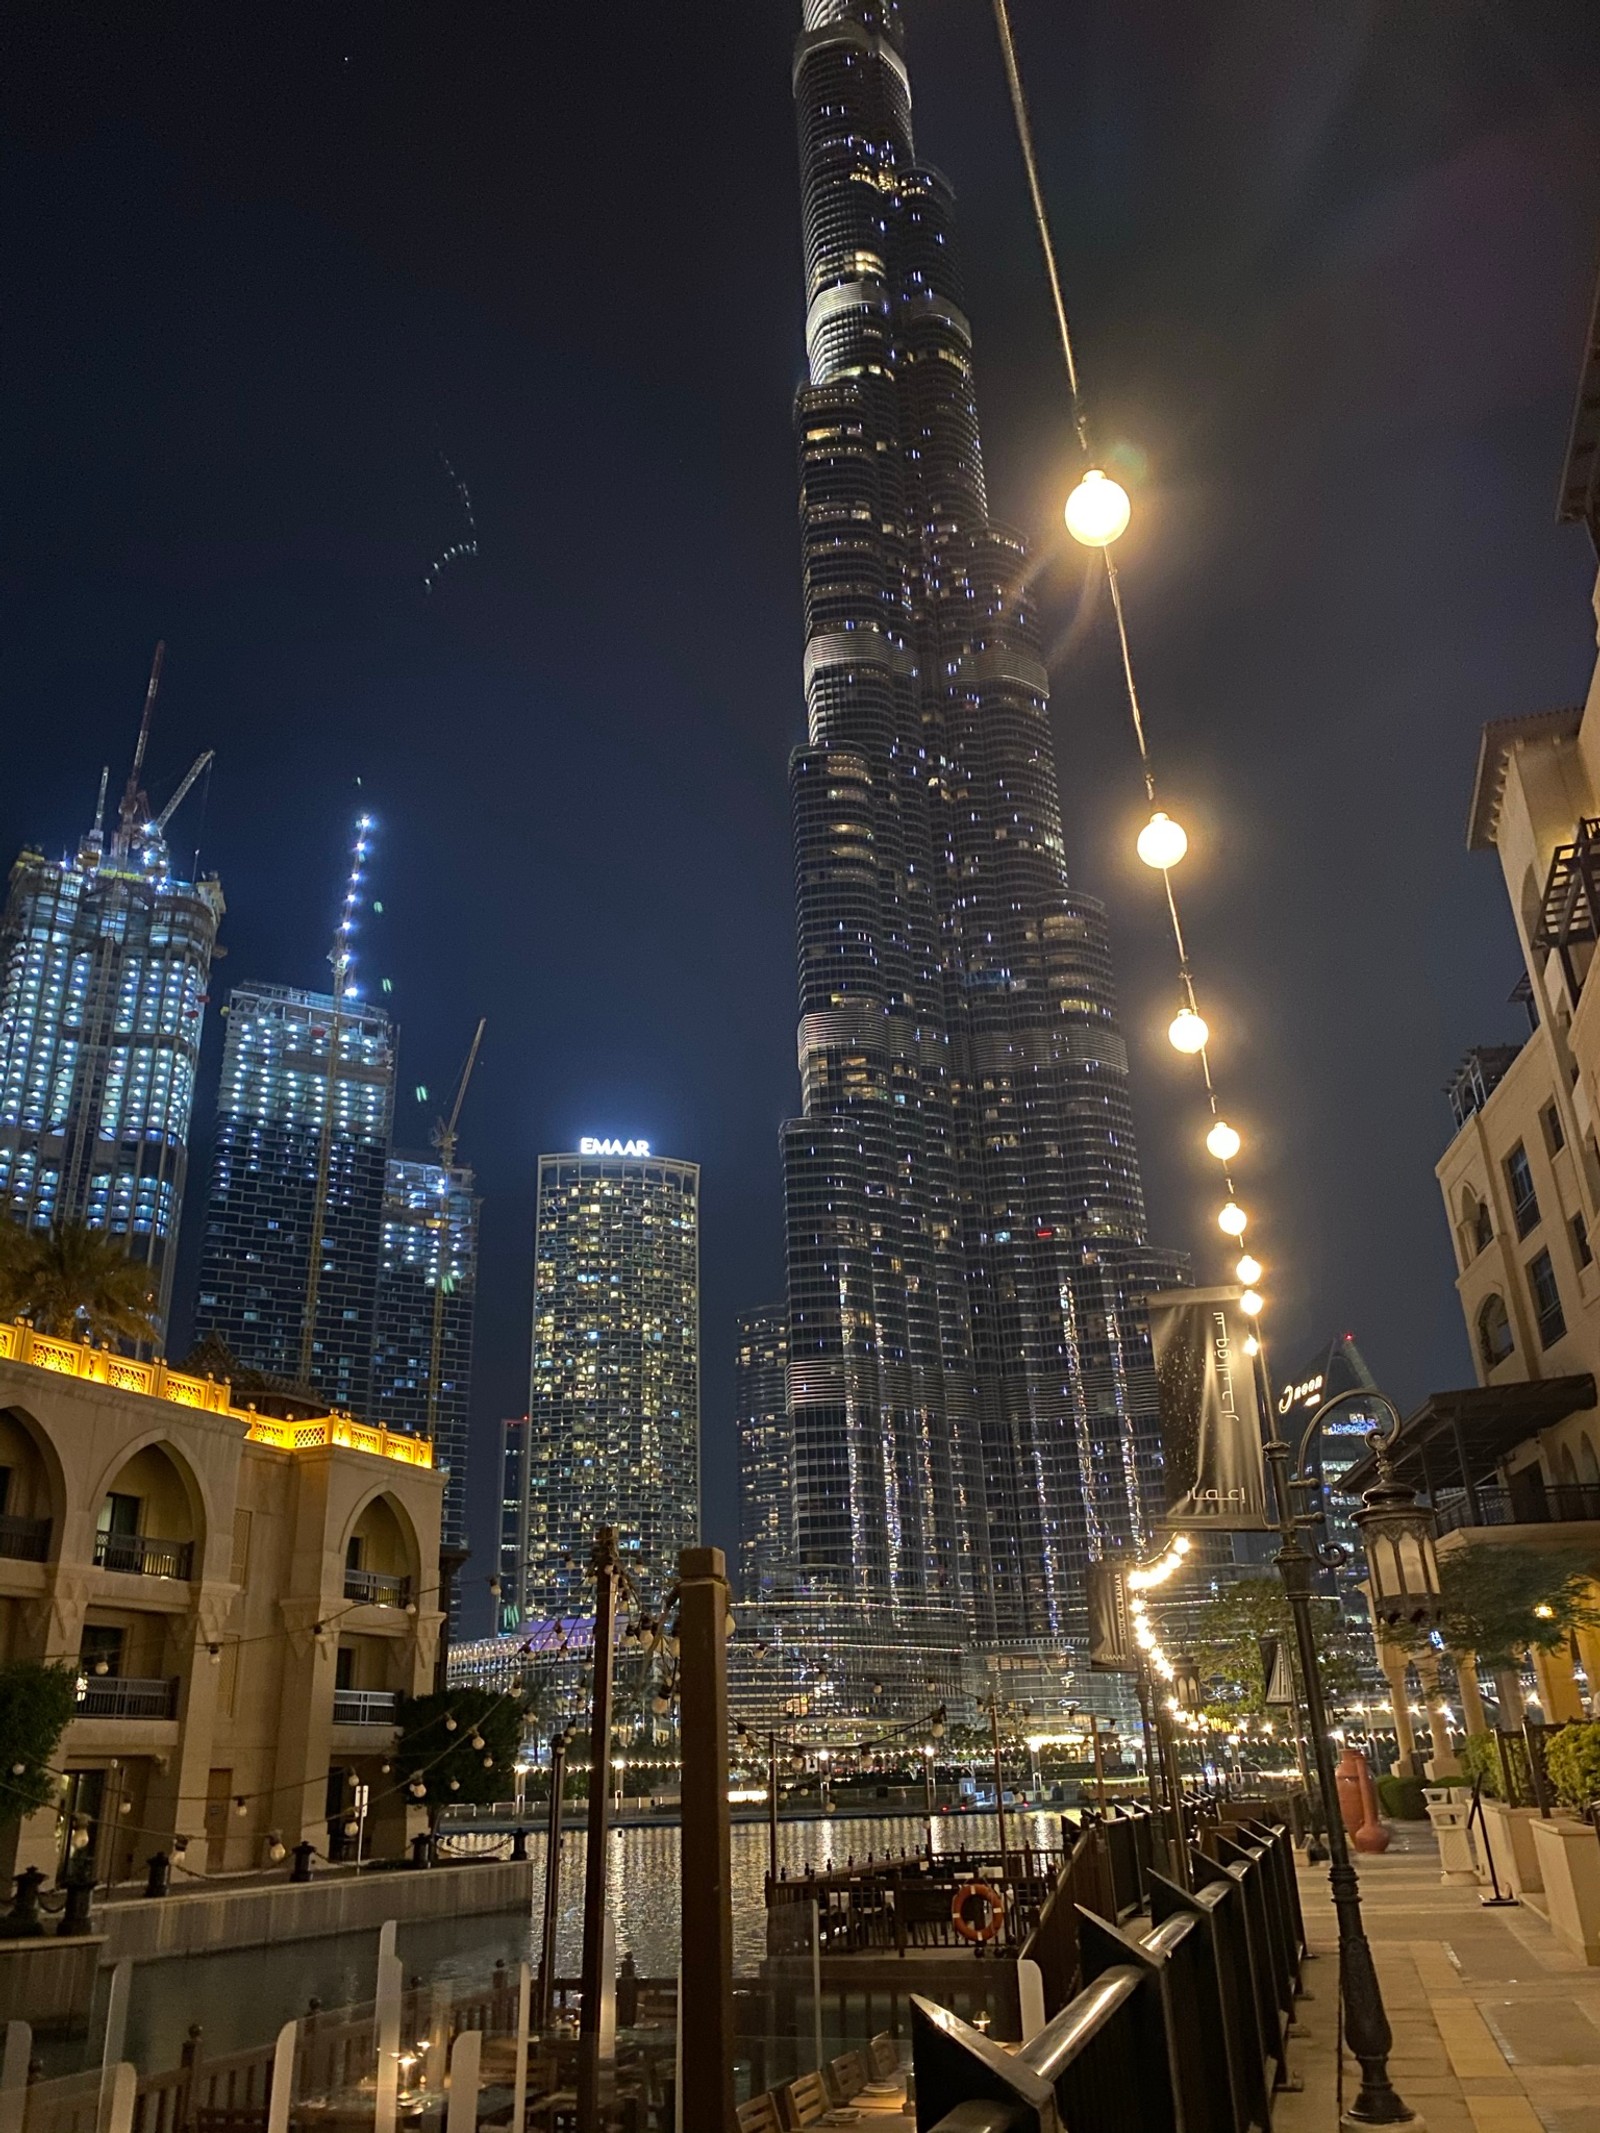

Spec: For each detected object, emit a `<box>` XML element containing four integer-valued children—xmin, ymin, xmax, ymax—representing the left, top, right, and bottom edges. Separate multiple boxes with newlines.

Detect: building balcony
<box><xmin>77</xmin><ymin>1676</ymin><xmax>179</xmax><ymax>1720</ymax></box>
<box><xmin>0</xmin><ymin>1514</ymin><xmax>51</xmax><ymax>1564</ymax></box>
<box><xmin>1435</xmin><ymin>1482</ymin><xmax>1600</xmax><ymax>1537</ymax></box>
<box><xmin>343</xmin><ymin>1568</ymin><xmax>411</xmax><ymax>1608</ymax></box>
<box><xmin>94</xmin><ymin>1531</ymin><xmax>194</xmax><ymax>1580</ymax></box>
<box><xmin>332</xmin><ymin>1689</ymin><xmax>400</xmax><ymax>1726</ymax></box>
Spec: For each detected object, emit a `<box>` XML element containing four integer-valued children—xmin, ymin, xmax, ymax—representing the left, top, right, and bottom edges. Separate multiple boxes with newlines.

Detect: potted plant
<box><xmin>1533</xmin><ymin>1722</ymin><xmax>1600</xmax><ymax>1963</ymax></box>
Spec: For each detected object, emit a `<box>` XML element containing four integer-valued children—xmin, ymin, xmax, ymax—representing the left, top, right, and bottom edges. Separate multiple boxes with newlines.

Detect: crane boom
<box><xmin>153</xmin><ymin>749</ymin><xmax>215</xmax><ymax>834</ymax></box>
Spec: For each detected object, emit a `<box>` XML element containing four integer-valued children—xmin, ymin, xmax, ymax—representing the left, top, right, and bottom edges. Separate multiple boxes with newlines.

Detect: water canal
<box><xmin>95</xmin><ymin>1808</ymin><xmax>1062</xmax><ymax>2072</ymax></box>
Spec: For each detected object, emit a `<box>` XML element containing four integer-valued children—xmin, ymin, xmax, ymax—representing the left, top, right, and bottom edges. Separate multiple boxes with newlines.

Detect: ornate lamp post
<box><xmin>1266</xmin><ymin>1385</ymin><xmax>1433</xmax><ymax>2130</ymax></box>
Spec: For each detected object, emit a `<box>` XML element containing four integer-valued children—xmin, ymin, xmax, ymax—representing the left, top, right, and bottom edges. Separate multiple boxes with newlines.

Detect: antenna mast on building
<box><xmin>299</xmin><ymin>812</ymin><xmax>376</xmax><ymax>1389</ymax></box>
<box><xmin>113</xmin><ymin>642</ymin><xmax>165</xmax><ymax>860</ymax></box>
<box><xmin>426</xmin><ymin>1017</ymin><xmax>486</xmax><ymax>1443</ymax></box>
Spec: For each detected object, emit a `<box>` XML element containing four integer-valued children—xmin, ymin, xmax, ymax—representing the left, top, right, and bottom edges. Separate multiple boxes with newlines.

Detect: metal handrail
<box><xmin>0</xmin><ymin>1513</ymin><xmax>51</xmax><ymax>1562</ymax></box>
<box><xmin>343</xmin><ymin>1567</ymin><xmax>411</xmax><ymax>1606</ymax></box>
<box><xmin>332</xmin><ymin>1688</ymin><xmax>400</xmax><ymax>1725</ymax></box>
<box><xmin>76</xmin><ymin>1675</ymin><xmax>179</xmax><ymax>1720</ymax></box>
<box><xmin>94</xmin><ymin>1530</ymin><xmax>194</xmax><ymax>1579</ymax></box>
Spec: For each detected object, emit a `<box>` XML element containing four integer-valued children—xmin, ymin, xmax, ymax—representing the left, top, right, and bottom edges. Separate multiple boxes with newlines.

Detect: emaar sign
<box><xmin>579</xmin><ymin>1137</ymin><xmax>651</xmax><ymax>1158</ymax></box>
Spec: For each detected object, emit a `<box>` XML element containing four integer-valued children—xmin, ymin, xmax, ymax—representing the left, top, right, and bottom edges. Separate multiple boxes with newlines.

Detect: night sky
<box><xmin>6</xmin><ymin>0</ymin><xmax>1600</xmax><ymax>1634</ymax></box>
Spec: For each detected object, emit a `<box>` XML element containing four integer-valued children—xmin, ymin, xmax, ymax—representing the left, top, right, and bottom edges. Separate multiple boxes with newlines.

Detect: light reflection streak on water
<box><xmin>113</xmin><ymin>1812</ymin><xmax>1063</xmax><ymax>2070</ymax></box>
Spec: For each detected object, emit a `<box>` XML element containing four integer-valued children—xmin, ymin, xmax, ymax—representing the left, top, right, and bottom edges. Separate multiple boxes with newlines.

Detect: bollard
<box><xmin>143</xmin><ymin>1854</ymin><xmax>171</xmax><ymax>1900</ymax></box>
<box><xmin>290</xmin><ymin>1842</ymin><xmax>315</xmax><ymax>1884</ymax></box>
<box><xmin>616</xmin><ymin>1951</ymin><xmax>639</xmax><ymax>2029</ymax></box>
<box><xmin>510</xmin><ymin>1826</ymin><xmax>528</xmax><ymax>1862</ymax></box>
<box><xmin>2</xmin><ymin>1871</ymin><xmax>45</xmax><ymax>1939</ymax></box>
<box><xmin>58</xmin><ymin>1874</ymin><xmax>94</xmax><ymax>1938</ymax></box>
<box><xmin>410</xmin><ymin>1832</ymin><xmax>433</xmax><ymax>1870</ymax></box>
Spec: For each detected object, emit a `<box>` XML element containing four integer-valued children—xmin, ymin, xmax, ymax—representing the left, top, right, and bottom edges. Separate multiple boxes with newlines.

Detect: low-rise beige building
<box><xmin>0</xmin><ymin>1322</ymin><xmax>444</xmax><ymax>1885</ymax></box>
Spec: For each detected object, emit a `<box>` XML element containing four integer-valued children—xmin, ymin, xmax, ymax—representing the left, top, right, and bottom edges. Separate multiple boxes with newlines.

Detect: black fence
<box><xmin>914</xmin><ymin>1818</ymin><xmax>1305</xmax><ymax>2133</ymax></box>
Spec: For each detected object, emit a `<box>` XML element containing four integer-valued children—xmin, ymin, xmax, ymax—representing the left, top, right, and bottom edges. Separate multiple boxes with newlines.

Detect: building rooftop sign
<box><xmin>579</xmin><ymin>1137</ymin><xmax>651</xmax><ymax>1157</ymax></box>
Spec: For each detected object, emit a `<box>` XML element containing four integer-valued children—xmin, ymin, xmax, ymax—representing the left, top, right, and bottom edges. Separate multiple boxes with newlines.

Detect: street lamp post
<box><xmin>1263</xmin><ymin>1380</ymin><xmax>1428</xmax><ymax>2130</ymax></box>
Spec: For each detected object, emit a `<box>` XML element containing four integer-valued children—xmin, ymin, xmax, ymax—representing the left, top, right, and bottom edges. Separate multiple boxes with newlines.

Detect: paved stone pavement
<box><xmin>1279</xmin><ymin>1825</ymin><xmax>1600</xmax><ymax>2133</ymax></box>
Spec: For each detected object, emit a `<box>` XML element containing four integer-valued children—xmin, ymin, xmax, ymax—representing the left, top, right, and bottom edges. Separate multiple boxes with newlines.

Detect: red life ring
<box><xmin>951</xmin><ymin>1880</ymin><xmax>1004</xmax><ymax>1944</ymax></box>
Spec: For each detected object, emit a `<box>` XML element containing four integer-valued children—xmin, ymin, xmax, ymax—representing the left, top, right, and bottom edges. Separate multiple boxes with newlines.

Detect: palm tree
<box><xmin>0</xmin><ymin>1219</ymin><xmax>160</xmax><ymax>1347</ymax></box>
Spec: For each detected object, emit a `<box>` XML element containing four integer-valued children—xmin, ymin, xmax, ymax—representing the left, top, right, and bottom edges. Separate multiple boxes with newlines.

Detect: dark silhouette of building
<box><xmin>735</xmin><ymin>1305</ymin><xmax>791</xmax><ymax>1599</ymax></box>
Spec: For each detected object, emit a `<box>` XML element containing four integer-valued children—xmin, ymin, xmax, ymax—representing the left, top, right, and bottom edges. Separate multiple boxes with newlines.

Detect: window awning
<box><xmin>1335</xmin><ymin>1376</ymin><xmax>1596</xmax><ymax>1499</ymax></box>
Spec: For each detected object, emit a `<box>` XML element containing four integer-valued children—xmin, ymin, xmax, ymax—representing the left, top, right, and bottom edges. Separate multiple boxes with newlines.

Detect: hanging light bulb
<box><xmin>1242</xmin><ymin>1334</ymin><xmax>1260</xmax><ymax>1357</ymax></box>
<box><xmin>1236</xmin><ymin>1254</ymin><xmax>1261</xmax><ymax>1285</ymax></box>
<box><xmin>1168</xmin><ymin>1008</ymin><xmax>1208</xmax><ymax>1055</ymax></box>
<box><xmin>1064</xmin><ymin>468</ymin><xmax>1131</xmax><ymax>547</ymax></box>
<box><xmin>1218</xmin><ymin>1201</ymin><xmax>1248</xmax><ymax>1237</ymax></box>
<box><xmin>1239</xmin><ymin>1290</ymin><xmax>1263</xmax><ymax>1317</ymax></box>
<box><xmin>1205</xmin><ymin>1120</ymin><xmax>1241</xmax><ymax>1162</ymax></box>
<box><xmin>1136</xmin><ymin>812</ymin><xmax>1187</xmax><ymax>870</ymax></box>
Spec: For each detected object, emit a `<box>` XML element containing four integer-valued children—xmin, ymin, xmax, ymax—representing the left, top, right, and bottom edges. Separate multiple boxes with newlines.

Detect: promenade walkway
<box><xmin>1281</xmin><ymin>1826</ymin><xmax>1600</xmax><ymax>2133</ymax></box>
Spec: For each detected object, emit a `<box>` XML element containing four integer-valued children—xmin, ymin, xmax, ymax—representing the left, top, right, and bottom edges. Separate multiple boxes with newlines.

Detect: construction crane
<box><xmin>152</xmin><ymin>749</ymin><xmax>214</xmax><ymax>836</ymax></box>
<box><xmin>427</xmin><ymin>1017</ymin><xmax>487</xmax><ymax>1445</ymax></box>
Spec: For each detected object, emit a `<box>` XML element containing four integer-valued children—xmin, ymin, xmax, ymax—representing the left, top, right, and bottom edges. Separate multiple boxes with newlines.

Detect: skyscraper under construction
<box><xmin>0</xmin><ymin>649</ymin><xmax>221</xmax><ymax>1338</ymax></box>
<box><xmin>777</xmin><ymin>0</ymin><xmax>1186</xmax><ymax>1654</ymax></box>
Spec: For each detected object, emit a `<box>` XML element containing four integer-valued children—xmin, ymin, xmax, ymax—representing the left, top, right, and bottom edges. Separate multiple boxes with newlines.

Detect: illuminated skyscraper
<box><xmin>192</xmin><ymin>983</ymin><xmax>395</xmax><ymax>1416</ymax></box>
<box><xmin>778</xmin><ymin>0</ymin><xmax>1186</xmax><ymax>1654</ymax></box>
<box><xmin>522</xmin><ymin>1144</ymin><xmax>700</xmax><ymax>1619</ymax></box>
<box><xmin>735</xmin><ymin>1305</ymin><xmax>791</xmax><ymax>1599</ymax></box>
<box><xmin>0</xmin><ymin>660</ymin><xmax>221</xmax><ymax>1338</ymax></box>
<box><xmin>372</xmin><ymin>1153</ymin><xmax>478</xmax><ymax>1548</ymax></box>
<box><xmin>497</xmin><ymin>1413</ymin><xmax>531</xmax><ymax>1628</ymax></box>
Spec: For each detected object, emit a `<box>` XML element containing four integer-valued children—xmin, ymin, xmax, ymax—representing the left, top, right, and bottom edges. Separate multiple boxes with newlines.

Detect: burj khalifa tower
<box><xmin>775</xmin><ymin>0</ymin><xmax>1187</xmax><ymax>1658</ymax></box>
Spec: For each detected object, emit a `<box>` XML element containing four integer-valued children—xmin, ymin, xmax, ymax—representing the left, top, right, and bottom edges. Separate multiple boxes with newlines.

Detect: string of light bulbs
<box><xmin>990</xmin><ymin>0</ymin><xmax>1268</xmax><ymax>1350</ymax></box>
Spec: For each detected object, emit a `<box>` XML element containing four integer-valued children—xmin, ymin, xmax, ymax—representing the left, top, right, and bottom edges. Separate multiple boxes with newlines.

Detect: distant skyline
<box><xmin>4</xmin><ymin>0</ymin><xmax>1599</xmax><ymax>1631</ymax></box>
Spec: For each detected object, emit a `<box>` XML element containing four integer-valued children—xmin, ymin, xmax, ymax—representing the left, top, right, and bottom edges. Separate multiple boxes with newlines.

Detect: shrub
<box><xmin>0</xmin><ymin>1662</ymin><xmax>80</xmax><ymax>1830</ymax></box>
<box><xmin>1377</xmin><ymin>1774</ymin><xmax>1428</xmax><ymax>1821</ymax></box>
<box><xmin>1545</xmin><ymin>1722</ymin><xmax>1600</xmax><ymax>1812</ymax></box>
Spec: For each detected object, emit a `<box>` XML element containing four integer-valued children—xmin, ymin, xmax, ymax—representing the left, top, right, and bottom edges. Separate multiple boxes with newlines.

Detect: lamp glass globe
<box><xmin>1064</xmin><ymin>468</ymin><xmax>1131</xmax><ymax>547</ymax></box>
<box><xmin>1136</xmin><ymin>811</ymin><xmax>1187</xmax><ymax>870</ymax></box>
<box><xmin>1218</xmin><ymin>1201</ymin><xmax>1248</xmax><ymax>1236</ymax></box>
<box><xmin>1239</xmin><ymin>1289</ymin><xmax>1263</xmax><ymax>1316</ymax></box>
<box><xmin>1235</xmin><ymin>1254</ymin><xmax>1262</xmax><ymax>1284</ymax></box>
<box><xmin>1205</xmin><ymin>1120</ymin><xmax>1241</xmax><ymax>1161</ymax></box>
<box><xmin>1168</xmin><ymin>1008</ymin><xmax>1209</xmax><ymax>1055</ymax></box>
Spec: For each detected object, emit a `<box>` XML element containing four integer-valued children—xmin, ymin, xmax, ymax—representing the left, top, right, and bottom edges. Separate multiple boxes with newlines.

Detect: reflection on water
<box><xmin>111</xmin><ymin>1810</ymin><xmax>1062</xmax><ymax>2070</ymax></box>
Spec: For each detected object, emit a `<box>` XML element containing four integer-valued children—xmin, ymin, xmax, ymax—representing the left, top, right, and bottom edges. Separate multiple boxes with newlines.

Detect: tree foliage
<box><xmin>1191</xmin><ymin>1576</ymin><xmax>1363</xmax><ymax>1720</ymax></box>
<box><xmin>0</xmin><ymin>1219</ymin><xmax>160</xmax><ymax>1346</ymax></box>
<box><xmin>393</xmin><ymin>1686</ymin><xmax>524</xmax><ymax>1823</ymax></box>
<box><xmin>1405</xmin><ymin>1545</ymin><xmax>1600</xmax><ymax>1669</ymax></box>
<box><xmin>0</xmin><ymin>1662</ymin><xmax>80</xmax><ymax>1830</ymax></box>
<box><xmin>1545</xmin><ymin>1721</ymin><xmax>1600</xmax><ymax>1811</ymax></box>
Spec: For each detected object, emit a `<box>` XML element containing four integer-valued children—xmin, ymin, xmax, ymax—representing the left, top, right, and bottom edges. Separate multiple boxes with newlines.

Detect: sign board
<box><xmin>578</xmin><ymin>1138</ymin><xmax>651</xmax><ymax>1158</ymax></box>
<box><xmin>1145</xmin><ymin>1285</ymin><xmax>1271</xmax><ymax>1530</ymax></box>
<box><xmin>1086</xmin><ymin>1560</ymin><xmax>1135</xmax><ymax>1673</ymax></box>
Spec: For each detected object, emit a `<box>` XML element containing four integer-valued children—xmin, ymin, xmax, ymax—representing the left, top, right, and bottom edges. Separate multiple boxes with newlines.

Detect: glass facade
<box><xmin>192</xmin><ymin>982</ymin><xmax>394</xmax><ymax>1416</ymax></box>
<box><xmin>779</xmin><ymin>0</ymin><xmax>1186</xmax><ymax>1661</ymax></box>
<box><xmin>522</xmin><ymin>1150</ymin><xmax>700</xmax><ymax>1619</ymax></box>
<box><xmin>498</xmin><ymin>1413</ymin><xmax>531</xmax><ymax>1629</ymax></box>
<box><xmin>735</xmin><ymin>1304</ymin><xmax>791</xmax><ymax>1600</ymax></box>
<box><xmin>371</xmin><ymin>1153</ymin><xmax>478</xmax><ymax>1548</ymax></box>
<box><xmin>0</xmin><ymin>799</ymin><xmax>223</xmax><ymax>1341</ymax></box>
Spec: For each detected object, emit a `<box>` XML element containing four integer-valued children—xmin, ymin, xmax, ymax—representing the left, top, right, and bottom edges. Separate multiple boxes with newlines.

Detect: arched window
<box><xmin>1478</xmin><ymin>1293</ymin><xmax>1514</xmax><ymax>1371</ymax></box>
<box><xmin>1460</xmin><ymin>1190</ymin><xmax>1493</xmax><ymax>1261</ymax></box>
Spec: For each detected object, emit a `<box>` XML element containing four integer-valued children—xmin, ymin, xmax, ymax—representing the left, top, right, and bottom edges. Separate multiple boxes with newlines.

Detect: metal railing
<box><xmin>915</xmin><ymin>1818</ymin><xmax>1304</xmax><ymax>2133</ymax></box>
<box><xmin>0</xmin><ymin>1512</ymin><xmax>51</xmax><ymax>1562</ymax></box>
<box><xmin>94</xmin><ymin>1530</ymin><xmax>195</xmax><ymax>1579</ymax></box>
<box><xmin>1434</xmin><ymin>1482</ymin><xmax>1600</xmax><ymax>1533</ymax></box>
<box><xmin>75</xmin><ymin>1676</ymin><xmax>179</xmax><ymax>1721</ymax></box>
<box><xmin>342</xmin><ymin>1566</ymin><xmax>412</xmax><ymax>1607</ymax></box>
<box><xmin>331</xmin><ymin>1688</ymin><xmax>400</xmax><ymax>1726</ymax></box>
<box><xmin>766</xmin><ymin>1840</ymin><xmax>1069</xmax><ymax>1953</ymax></box>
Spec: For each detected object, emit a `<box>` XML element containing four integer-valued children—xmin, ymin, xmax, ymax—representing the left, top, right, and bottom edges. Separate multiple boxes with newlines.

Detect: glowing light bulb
<box><xmin>1064</xmin><ymin>468</ymin><xmax>1131</xmax><ymax>547</ymax></box>
<box><xmin>1168</xmin><ymin>1008</ymin><xmax>1209</xmax><ymax>1055</ymax></box>
<box><xmin>1236</xmin><ymin>1255</ymin><xmax>1261</xmax><ymax>1285</ymax></box>
<box><xmin>1239</xmin><ymin>1289</ymin><xmax>1263</xmax><ymax>1317</ymax></box>
<box><xmin>1205</xmin><ymin>1120</ymin><xmax>1241</xmax><ymax>1162</ymax></box>
<box><xmin>1136</xmin><ymin>811</ymin><xmax>1187</xmax><ymax>870</ymax></box>
<box><xmin>1218</xmin><ymin>1201</ymin><xmax>1248</xmax><ymax>1237</ymax></box>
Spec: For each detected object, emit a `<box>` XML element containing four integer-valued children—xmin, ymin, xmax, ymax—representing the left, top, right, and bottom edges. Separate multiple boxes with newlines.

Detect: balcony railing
<box><xmin>332</xmin><ymin>1689</ymin><xmax>400</xmax><ymax>1726</ymax></box>
<box><xmin>1435</xmin><ymin>1482</ymin><xmax>1600</xmax><ymax>1535</ymax></box>
<box><xmin>76</xmin><ymin>1676</ymin><xmax>179</xmax><ymax>1721</ymax></box>
<box><xmin>0</xmin><ymin>1514</ymin><xmax>51</xmax><ymax>1563</ymax></box>
<box><xmin>94</xmin><ymin>1531</ymin><xmax>194</xmax><ymax>1580</ymax></box>
<box><xmin>343</xmin><ymin>1568</ymin><xmax>411</xmax><ymax>1608</ymax></box>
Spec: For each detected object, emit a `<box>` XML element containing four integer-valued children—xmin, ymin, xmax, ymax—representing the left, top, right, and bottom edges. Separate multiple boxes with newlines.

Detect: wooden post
<box><xmin>577</xmin><ymin>1528</ymin><xmax>623</xmax><ymax>2130</ymax></box>
<box><xmin>535</xmin><ymin>1731</ymin><xmax>567</xmax><ymax>2028</ymax></box>
<box><xmin>1090</xmin><ymin>1714</ymin><xmax>1107</xmax><ymax>1814</ymax></box>
<box><xmin>767</xmin><ymin>1734</ymin><xmax>779</xmax><ymax>1891</ymax></box>
<box><xmin>678</xmin><ymin>1545</ymin><xmax>736</xmax><ymax>2131</ymax></box>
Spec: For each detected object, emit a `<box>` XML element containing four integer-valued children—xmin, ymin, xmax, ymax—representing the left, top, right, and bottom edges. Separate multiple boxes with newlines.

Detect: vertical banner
<box><xmin>1260</xmin><ymin>1639</ymin><xmax>1295</xmax><ymax>1709</ymax></box>
<box><xmin>1145</xmin><ymin>1285</ymin><xmax>1270</xmax><ymax>1530</ymax></box>
<box><xmin>1086</xmin><ymin>1559</ymin><xmax>1135</xmax><ymax>1672</ymax></box>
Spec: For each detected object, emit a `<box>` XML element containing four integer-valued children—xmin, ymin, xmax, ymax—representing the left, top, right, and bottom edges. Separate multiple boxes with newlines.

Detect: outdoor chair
<box><xmin>779</xmin><ymin>2071</ymin><xmax>833</xmax><ymax>2127</ymax></box>
<box><xmin>868</xmin><ymin>2033</ymin><xmax>901</xmax><ymax>2084</ymax></box>
<box><xmin>828</xmin><ymin>2052</ymin><xmax>868</xmax><ymax>2105</ymax></box>
<box><xmin>736</xmin><ymin>2095</ymin><xmax>784</xmax><ymax>2133</ymax></box>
